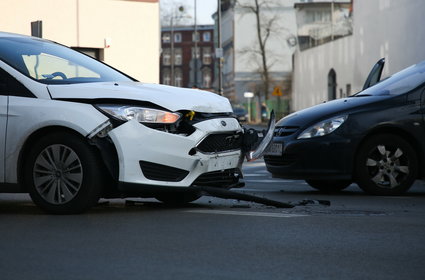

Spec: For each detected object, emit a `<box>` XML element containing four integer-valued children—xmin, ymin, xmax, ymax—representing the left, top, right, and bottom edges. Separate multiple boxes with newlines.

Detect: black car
<box><xmin>264</xmin><ymin>58</ymin><xmax>425</xmax><ymax>195</ymax></box>
<box><xmin>233</xmin><ymin>106</ymin><xmax>249</xmax><ymax>122</ymax></box>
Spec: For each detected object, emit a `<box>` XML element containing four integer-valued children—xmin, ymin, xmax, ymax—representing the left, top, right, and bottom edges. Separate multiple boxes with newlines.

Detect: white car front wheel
<box><xmin>24</xmin><ymin>132</ymin><xmax>104</xmax><ymax>214</ymax></box>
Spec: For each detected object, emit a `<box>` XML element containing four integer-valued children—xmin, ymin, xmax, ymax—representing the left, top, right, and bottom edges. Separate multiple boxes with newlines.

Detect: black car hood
<box><xmin>278</xmin><ymin>96</ymin><xmax>390</xmax><ymax>127</ymax></box>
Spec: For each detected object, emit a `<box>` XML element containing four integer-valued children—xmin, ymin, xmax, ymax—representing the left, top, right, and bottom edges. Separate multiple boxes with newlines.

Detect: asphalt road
<box><xmin>1</xmin><ymin>159</ymin><xmax>425</xmax><ymax>280</ymax></box>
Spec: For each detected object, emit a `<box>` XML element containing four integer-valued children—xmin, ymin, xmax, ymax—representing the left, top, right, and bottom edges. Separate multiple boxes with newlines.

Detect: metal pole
<box><xmin>194</xmin><ymin>0</ymin><xmax>198</xmax><ymax>87</ymax></box>
<box><xmin>248</xmin><ymin>97</ymin><xmax>251</xmax><ymax>123</ymax></box>
<box><xmin>217</xmin><ymin>0</ymin><xmax>223</xmax><ymax>95</ymax></box>
<box><xmin>170</xmin><ymin>16</ymin><xmax>175</xmax><ymax>86</ymax></box>
<box><xmin>331</xmin><ymin>1</ymin><xmax>334</xmax><ymax>41</ymax></box>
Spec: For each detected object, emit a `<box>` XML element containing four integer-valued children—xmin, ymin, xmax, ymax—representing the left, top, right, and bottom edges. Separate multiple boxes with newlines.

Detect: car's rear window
<box><xmin>357</xmin><ymin>60</ymin><xmax>425</xmax><ymax>96</ymax></box>
<box><xmin>0</xmin><ymin>37</ymin><xmax>134</xmax><ymax>84</ymax></box>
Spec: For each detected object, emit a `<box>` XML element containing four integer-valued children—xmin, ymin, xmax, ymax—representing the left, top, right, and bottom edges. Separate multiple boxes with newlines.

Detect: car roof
<box><xmin>0</xmin><ymin>32</ymin><xmax>53</xmax><ymax>43</ymax></box>
<box><xmin>0</xmin><ymin>31</ymin><xmax>31</xmax><ymax>38</ymax></box>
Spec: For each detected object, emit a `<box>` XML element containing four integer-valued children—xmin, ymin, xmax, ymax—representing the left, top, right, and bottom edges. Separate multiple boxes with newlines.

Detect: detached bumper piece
<box><xmin>197</xmin><ymin>186</ymin><xmax>294</xmax><ymax>208</ymax></box>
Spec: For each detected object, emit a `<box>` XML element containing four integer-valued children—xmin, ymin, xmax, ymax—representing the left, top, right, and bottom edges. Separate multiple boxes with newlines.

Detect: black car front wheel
<box><xmin>305</xmin><ymin>179</ymin><xmax>351</xmax><ymax>193</ymax></box>
<box><xmin>355</xmin><ymin>134</ymin><xmax>417</xmax><ymax>195</ymax></box>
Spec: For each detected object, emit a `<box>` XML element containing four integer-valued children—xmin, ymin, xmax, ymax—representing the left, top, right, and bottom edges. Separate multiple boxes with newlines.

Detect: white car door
<box><xmin>0</xmin><ymin>65</ymin><xmax>36</xmax><ymax>184</ymax></box>
<box><xmin>0</xmin><ymin>96</ymin><xmax>6</xmax><ymax>182</ymax></box>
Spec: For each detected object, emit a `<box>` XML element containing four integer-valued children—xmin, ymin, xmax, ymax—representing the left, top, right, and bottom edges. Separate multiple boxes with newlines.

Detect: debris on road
<box><xmin>198</xmin><ymin>186</ymin><xmax>294</xmax><ymax>208</ymax></box>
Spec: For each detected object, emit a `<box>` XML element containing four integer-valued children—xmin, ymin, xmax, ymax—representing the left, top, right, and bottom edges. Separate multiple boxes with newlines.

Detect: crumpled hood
<box><xmin>48</xmin><ymin>82</ymin><xmax>232</xmax><ymax>113</ymax></box>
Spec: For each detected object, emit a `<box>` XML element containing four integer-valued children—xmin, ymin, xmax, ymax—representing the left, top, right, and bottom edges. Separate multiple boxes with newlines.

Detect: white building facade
<box><xmin>292</xmin><ymin>0</ymin><xmax>425</xmax><ymax>111</ymax></box>
<box><xmin>0</xmin><ymin>0</ymin><xmax>160</xmax><ymax>83</ymax></box>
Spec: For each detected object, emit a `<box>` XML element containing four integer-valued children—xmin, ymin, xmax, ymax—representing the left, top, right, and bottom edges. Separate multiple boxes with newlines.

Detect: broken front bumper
<box><xmin>104</xmin><ymin>112</ymin><xmax>275</xmax><ymax>192</ymax></box>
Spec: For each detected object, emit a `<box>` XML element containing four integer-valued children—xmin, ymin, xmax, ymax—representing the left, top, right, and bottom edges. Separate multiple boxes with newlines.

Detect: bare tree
<box><xmin>236</xmin><ymin>0</ymin><xmax>282</xmax><ymax>101</ymax></box>
<box><xmin>160</xmin><ymin>0</ymin><xmax>192</xmax><ymax>27</ymax></box>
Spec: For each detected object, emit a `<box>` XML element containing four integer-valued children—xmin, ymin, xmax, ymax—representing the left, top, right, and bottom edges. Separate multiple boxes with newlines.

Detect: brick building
<box><xmin>160</xmin><ymin>25</ymin><xmax>215</xmax><ymax>90</ymax></box>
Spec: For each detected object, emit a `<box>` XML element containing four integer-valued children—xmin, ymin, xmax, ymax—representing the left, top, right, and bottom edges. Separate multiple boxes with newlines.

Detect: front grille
<box><xmin>197</xmin><ymin>132</ymin><xmax>243</xmax><ymax>153</ymax></box>
<box><xmin>274</xmin><ymin>126</ymin><xmax>299</xmax><ymax>137</ymax></box>
<box><xmin>139</xmin><ymin>161</ymin><xmax>189</xmax><ymax>182</ymax></box>
<box><xmin>264</xmin><ymin>155</ymin><xmax>297</xmax><ymax>166</ymax></box>
<box><xmin>192</xmin><ymin>168</ymin><xmax>240</xmax><ymax>188</ymax></box>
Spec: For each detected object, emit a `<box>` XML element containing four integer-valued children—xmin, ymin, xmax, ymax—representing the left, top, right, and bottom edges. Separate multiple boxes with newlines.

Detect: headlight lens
<box><xmin>297</xmin><ymin>115</ymin><xmax>347</xmax><ymax>139</ymax></box>
<box><xmin>96</xmin><ymin>104</ymin><xmax>181</xmax><ymax>124</ymax></box>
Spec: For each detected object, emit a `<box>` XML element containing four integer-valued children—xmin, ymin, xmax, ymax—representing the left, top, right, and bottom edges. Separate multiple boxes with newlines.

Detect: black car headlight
<box><xmin>95</xmin><ymin>104</ymin><xmax>181</xmax><ymax>124</ymax></box>
<box><xmin>297</xmin><ymin>115</ymin><xmax>347</xmax><ymax>139</ymax></box>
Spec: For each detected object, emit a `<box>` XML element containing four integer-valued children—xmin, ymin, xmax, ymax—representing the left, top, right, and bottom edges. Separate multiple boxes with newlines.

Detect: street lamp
<box><xmin>244</xmin><ymin>92</ymin><xmax>254</xmax><ymax>123</ymax></box>
<box><xmin>193</xmin><ymin>0</ymin><xmax>198</xmax><ymax>87</ymax></box>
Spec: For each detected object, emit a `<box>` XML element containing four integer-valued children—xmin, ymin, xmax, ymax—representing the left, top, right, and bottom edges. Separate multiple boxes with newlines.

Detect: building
<box><xmin>292</xmin><ymin>0</ymin><xmax>425</xmax><ymax>111</ymax></box>
<box><xmin>160</xmin><ymin>25</ymin><xmax>215</xmax><ymax>90</ymax></box>
<box><xmin>0</xmin><ymin>0</ymin><xmax>160</xmax><ymax>83</ymax></box>
<box><xmin>217</xmin><ymin>0</ymin><xmax>297</xmax><ymax>119</ymax></box>
<box><xmin>295</xmin><ymin>0</ymin><xmax>352</xmax><ymax>51</ymax></box>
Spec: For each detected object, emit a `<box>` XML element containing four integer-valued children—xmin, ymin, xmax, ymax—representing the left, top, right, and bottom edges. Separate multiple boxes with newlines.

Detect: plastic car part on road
<box><xmin>246</xmin><ymin>111</ymin><xmax>276</xmax><ymax>161</ymax></box>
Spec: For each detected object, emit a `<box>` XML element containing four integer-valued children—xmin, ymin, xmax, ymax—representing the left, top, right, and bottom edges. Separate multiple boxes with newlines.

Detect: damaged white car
<box><xmin>0</xmin><ymin>32</ymin><xmax>274</xmax><ymax>214</ymax></box>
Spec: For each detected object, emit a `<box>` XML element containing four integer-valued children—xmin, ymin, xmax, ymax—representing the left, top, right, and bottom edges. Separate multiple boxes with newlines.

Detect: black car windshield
<box><xmin>0</xmin><ymin>37</ymin><xmax>134</xmax><ymax>84</ymax></box>
<box><xmin>356</xmin><ymin>60</ymin><xmax>425</xmax><ymax>96</ymax></box>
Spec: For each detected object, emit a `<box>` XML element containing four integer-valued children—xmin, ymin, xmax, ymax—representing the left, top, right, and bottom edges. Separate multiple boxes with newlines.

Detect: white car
<box><xmin>0</xmin><ymin>32</ymin><xmax>274</xmax><ymax>214</ymax></box>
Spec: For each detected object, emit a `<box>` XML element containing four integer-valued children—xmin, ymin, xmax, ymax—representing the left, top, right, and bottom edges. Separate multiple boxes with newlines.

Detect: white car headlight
<box><xmin>297</xmin><ymin>115</ymin><xmax>347</xmax><ymax>139</ymax></box>
<box><xmin>96</xmin><ymin>104</ymin><xmax>181</xmax><ymax>124</ymax></box>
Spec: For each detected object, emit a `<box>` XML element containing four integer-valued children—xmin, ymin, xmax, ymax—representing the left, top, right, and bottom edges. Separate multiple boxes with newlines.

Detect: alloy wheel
<box><xmin>365</xmin><ymin>144</ymin><xmax>409</xmax><ymax>189</ymax></box>
<box><xmin>32</xmin><ymin>144</ymin><xmax>83</xmax><ymax>205</ymax></box>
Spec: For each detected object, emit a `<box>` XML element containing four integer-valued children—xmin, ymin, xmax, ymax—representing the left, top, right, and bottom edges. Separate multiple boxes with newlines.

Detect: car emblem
<box><xmin>221</xmin><ymin>121</ymin><xmax>227</xmax><ymax>126</ymax></box>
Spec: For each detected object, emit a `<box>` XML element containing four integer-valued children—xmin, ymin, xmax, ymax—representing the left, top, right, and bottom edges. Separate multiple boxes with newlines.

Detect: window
<box><xmin>346</xmin><ymin>84</ymin><xmax>351</xmax><ymax>97</ymax></box>
<box><xmin>328</xmin><ymin>69</ymin><xmax>337</xmax><ymax>100</ymax></box>
<box><xmin>162</xmin><ymin>33</ymin><xmax>171</xmax><ymax>43</ymax></box>
<box><xmin>174</xmin><ymin>68</ymin><xmax>183</xmax><ymax>87</ymax></box>
<box><xmin>0</xmin><ymin>67</ymin><xmax>33</xmax><ymax>97</ymax></box>
<box><xmin>0</xmin><ymin>37</ymin><xmax>131</xmax><ymax>84</ymax></box>
<box><xmin>202</xmin><ymin>47</ymin><xmax>212</xmax><ymax>65</ymax></box>
<box><xmin>174</xmin><ymin>48</ymin><xmax>182</xmax><ymax>65</ymax></box>
<box><xmin>162</xmin><ymin>69</ymin><xmax>171</xmax><ymax>85</ymax></box>
<box><xmin>174</xmin><ymin>33</ymin><xmax>182</xmax><ymax>43</ymax></box>
<box><xmin>202</xmin><ymin>68</ymin><xmax>212</xmax><ymax>88</ymax></box>
<box><xmin>203</xmin><ymin>32</ymin><xmax>211</xmax><ymax>42</ymax></box>
<box><xmin>72</xmin><ymin>47</ymin><xmax>103</xmax><ymax>61</ymax></box>
<box><xmin>162</xmin><ymin>48</ymin><xmax>171</xmax><ymax>65</ymax></box>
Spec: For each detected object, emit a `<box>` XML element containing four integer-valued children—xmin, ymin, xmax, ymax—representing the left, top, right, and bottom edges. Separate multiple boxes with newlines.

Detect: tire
<box><xmin>305</xmin><ymin>179</ymin><xmax>351</xmax><ymax>192</ymax></box>
<box><xmin>24</xmin><ymin>132</ymin><xmax>104</xmax><ymax>214</ymax></box>
<box><xmin>155</xmin><ymin>191</ymin><xmax>202</xmax><ymax>205</ymax></box>
<box><xmin>355</xmin><ymin>134</ymin><xmax>417</xmax><ymax>195</ymax></box>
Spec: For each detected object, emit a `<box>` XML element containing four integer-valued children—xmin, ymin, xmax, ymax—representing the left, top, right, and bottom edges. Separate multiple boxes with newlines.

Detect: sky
<box><xmin>160</xmin><ymin>0</ymin><xmax>218</xmax><ymax>25</ymax></box>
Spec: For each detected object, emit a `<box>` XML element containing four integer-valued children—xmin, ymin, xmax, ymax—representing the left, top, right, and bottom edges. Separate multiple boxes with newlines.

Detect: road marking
<box><xmin>243</xmin><ymin>174</ymin><xmax>264</xmax><ymax>177</ymax></box>
<box><xmin>234</xmin><ymin>188</ymin><xmax>277</xmax><ymax>192</ymax></box>
<box><xmin>185</xmin><ymin>209</ymin><xmax>308</xmax><ymax>218</ymax></box>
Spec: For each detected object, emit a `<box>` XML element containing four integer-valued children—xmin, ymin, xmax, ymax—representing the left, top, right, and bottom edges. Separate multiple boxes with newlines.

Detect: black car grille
<box><xmin>139</xmin><ymin>161</ymin><xmax>189</xmax><ymax>182</ymax></box>
<box><xmin>192</xmin><ymin>168</ymin><xmax>240</xmax><ymax>188</ymax></box>
<box><xmin>197</xmin><ymin>132</ymin><xmax>243</xmax><ymax>153</ymax></box>
<box><xmin>264</xmin><ymin>155</ymin><xmax>297</xmax><ymax>166</ymax></box>
<box><xmin>274</xmin><ymin>126</ymin><xmax>299</xmax><ymax>137</ymax></box>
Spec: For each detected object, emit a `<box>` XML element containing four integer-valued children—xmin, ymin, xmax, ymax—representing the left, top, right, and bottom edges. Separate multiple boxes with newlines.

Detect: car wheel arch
<box><xmin>17</xmin><ymin>126</ymin><xmax>118</xmax><ymax>192</ymax></box>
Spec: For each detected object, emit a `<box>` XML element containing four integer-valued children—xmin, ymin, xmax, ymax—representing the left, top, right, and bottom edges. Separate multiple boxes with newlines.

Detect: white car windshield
<box><xmin>0</xmin><ymin>36</ymin><xmax>134</xmax><ymax>84</ymax></box>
